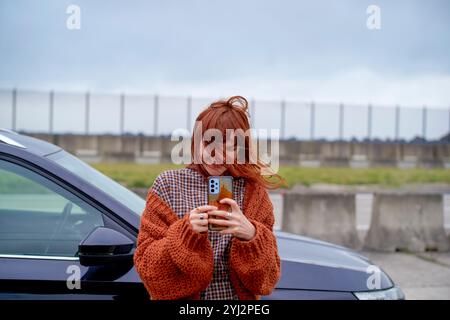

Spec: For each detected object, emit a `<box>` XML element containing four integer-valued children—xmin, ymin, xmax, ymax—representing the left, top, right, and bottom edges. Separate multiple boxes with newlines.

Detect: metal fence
<box><xmin>0</xmin><ymin>88</ymin><xmax>449</xmax><ymax>141</ymax></box>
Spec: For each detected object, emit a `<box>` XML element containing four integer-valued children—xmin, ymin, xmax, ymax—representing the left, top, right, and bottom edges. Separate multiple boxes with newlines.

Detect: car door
<box><xmin>0</xmin><ymin>157</ymin><xmax>146</xmax><ymax>300</ymax></box>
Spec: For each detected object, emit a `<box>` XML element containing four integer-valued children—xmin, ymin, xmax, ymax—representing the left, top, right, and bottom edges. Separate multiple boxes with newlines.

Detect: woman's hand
<box><xmin>208</xmin><ymin>198</ymin><xmax>256</xmax><ymax>241</ymax></box>
<box><xmin>188</xmin><ymin>205</ymin><xmax>217</xmax><ymax>233</ymax></box>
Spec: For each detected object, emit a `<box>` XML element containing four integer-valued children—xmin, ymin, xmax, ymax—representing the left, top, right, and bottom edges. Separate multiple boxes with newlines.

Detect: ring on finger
<box><xmin>227</xmin><ymin>212</ymin><xmax>232</xmax><ymax>219</ymax></box>
<box><xmin>199</xmin><ymin>213</ymin><xmax>205</xmax><ymax>220</ymax></box>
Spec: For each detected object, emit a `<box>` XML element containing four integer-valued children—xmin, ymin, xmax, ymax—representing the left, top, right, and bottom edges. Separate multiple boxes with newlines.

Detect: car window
<box><xmin>0</xmin><ymin>159</ymin><xmax>104</xmax><ymax>257</ymax></box>
<box><xmin>47</xmin><ymin>150</ymin><xmax>146</xmax><ymax>215</ymax></box>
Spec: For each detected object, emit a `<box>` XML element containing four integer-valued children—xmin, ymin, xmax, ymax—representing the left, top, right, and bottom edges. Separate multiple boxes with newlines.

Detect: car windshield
<box><xmin>47</xmin><ymin>150</ymin><xmax>146</xmax><ymax>215</ymax></box>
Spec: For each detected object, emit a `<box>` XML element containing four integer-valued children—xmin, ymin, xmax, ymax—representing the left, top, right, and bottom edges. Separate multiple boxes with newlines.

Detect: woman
<box><xmin>133</xmin><ymin>96</ymin><xmax>284</xmax><ymax>300</ymax></box>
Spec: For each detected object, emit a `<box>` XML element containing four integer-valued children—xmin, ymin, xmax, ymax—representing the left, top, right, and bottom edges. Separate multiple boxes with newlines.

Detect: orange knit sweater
<box><xmin>133</xmin><ymin>179</ymin><xmax>281</xmax><ymax>300</ymax></box>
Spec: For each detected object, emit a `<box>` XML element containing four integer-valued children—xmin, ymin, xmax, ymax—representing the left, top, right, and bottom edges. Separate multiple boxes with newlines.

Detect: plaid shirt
<box><xmin>150</xmin><ymin>167</ymin><xmax>245</xmax><ymax>300</ymax></box>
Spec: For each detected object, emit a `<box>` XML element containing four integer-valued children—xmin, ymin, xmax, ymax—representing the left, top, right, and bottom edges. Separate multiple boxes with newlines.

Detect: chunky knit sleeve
<box><xmin>229</xmin><ymin>185</ymin><xmax>281</xmax><ymax>297</ymax></box>
<box><xmin>133</xmin><ymin>189</ymin><xmax>214</xmax><ymax>300</ymax></box>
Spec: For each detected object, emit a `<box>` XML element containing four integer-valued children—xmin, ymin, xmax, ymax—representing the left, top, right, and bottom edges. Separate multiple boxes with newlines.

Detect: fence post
<box><xmin>250</xmin><ymin>98</ymin><xmax>255</xmax><ymax>127</ymax></box>
<box><xmin>49</xmin><ymin>90</ymin><xmax>54</xmax><ymax>134</ymax></box>
<box><xmin>280</xmin><ymin>100</ymin><xmax>286</xmax><ymax>140</ymax></box>
<box><xmin>85</xmin><ymin>92</ymin><xmax>90</xmax><ymax>135</ymax></box>
<box><xmin>395</xmin><ymin>105</ymin><xmax>400</xmax><ymax>141</ymax></box>
<box><xmin>187</xmin><ymin>95</ymin><xmax>192</xmax><ymax>131</ymax></box>
<box><xmin>120</xmin><ymin>93</ymin><xmax>125</xmax><ymax>135</ymax></box>
<box><xmin>310</xmin><ymin>101</ymin><xmax>315</xmax><ymax>140</ymax></box>
<box><xmin>448</xmin><ymin>107</ymin><xmax>450</xmax><ymax>143</ymax></box>
<box><xmin>367</xmin><ymin>103</ymin><xmax>372</xmax><ymax>140</ymax></box>
<box><xmin>339</xmin><ymin>103</ymin><xmax>344</xmax><ymax>140</ymax></box>
<box><xmin>153</xmin><ymin>94</ymin><xmax>159</xmax><ymax>136</ymax></box>
<box><xmin>11</xmin><ymin>88</ymin><xmax>17</xmax><ymax>131</ymax></box>
<box><xmin>422</xmin><ymin>105</ymin><xmax>427</xmax><ymax>140</ymax></box>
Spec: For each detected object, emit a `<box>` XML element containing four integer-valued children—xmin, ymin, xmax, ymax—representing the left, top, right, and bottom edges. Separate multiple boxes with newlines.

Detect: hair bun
<box><xmin>227</xmin><ymin>96</ymin><xmax>248</xmax><ymax>111</ymax></box>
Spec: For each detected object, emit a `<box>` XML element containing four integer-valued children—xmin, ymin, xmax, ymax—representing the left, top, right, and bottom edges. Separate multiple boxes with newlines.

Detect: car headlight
<box><xmin>354</xmin><ymin>286</ymin><xmax>405</xmax><ymax>300</ymax></box>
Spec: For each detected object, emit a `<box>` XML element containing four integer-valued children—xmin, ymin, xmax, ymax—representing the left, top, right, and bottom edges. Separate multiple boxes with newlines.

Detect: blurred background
<box><xmin>1</xmin><ymin>0</ymin><xmax>450</xmax><ymax>299</ymax></box>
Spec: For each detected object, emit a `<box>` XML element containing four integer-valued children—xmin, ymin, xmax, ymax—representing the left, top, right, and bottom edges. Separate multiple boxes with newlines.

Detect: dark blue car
<box><xmin>0</xmin><ymin>129</ymin><xmax>404</xmax><ymax>300</ymax></box>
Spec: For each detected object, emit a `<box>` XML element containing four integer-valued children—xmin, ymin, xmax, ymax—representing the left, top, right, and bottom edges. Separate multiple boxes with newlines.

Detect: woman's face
<box><xmin>201</xmin><ymin>141</ymin><xmax>229</xmax><ymax>176</ymax></box>
<box><xmin>204</xmin><ymin>164</ymin><xmax>227</xmax><ymax>176</ymax></box>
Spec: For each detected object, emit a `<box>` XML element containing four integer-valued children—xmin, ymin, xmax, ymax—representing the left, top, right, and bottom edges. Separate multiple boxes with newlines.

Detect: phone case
<box><xmin>207</xmin><ymin>176</ymin><xmax>233</xmax><ymax>231</ymax></box>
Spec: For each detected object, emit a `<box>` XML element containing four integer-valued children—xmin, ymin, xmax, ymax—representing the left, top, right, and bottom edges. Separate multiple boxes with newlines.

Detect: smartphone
<box><xmin>207</xmin><ymin>176</ymin><xmax>233</xmax><ymax>231</ymax></box>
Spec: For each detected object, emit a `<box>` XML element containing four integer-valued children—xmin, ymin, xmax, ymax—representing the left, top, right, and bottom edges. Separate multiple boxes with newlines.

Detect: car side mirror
<box><xmin>78</xmin><ymin>227</ymin><xmax>134</xmax><ymax>267</ymax></box>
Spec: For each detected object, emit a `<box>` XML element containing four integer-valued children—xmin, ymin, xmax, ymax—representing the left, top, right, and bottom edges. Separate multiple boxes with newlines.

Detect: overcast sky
<box><xmin>0</xmin><ymin>0</ymin><xmax>449</xmax><ymax>107</ymax></box>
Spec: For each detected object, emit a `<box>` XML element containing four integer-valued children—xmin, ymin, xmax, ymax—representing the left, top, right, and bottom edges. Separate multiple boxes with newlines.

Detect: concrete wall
<box><xmin>282</xmin><ymin>190</ymin><xmax>450</xmax><ymax>252</ymax></box>
<box><xmin>364</xmin><ymin>192</ymin><xmax>450</xmax><ymax>252</ymax></box>
<box><xmin>282</xmin><ymin>191</ymin><xmax>361</xmax><ymax>249</ymax></box>
<box><xmin>26</xmin><ymin>133</ymin><xmax>450</xmax><ymax>168</ymax></box>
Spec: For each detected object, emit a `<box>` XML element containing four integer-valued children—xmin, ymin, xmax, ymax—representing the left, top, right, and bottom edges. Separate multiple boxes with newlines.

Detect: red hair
<box><xmin>186</xmin><ymin>96</ymin><xmax>285</xmax><ymax>189</ymax></box>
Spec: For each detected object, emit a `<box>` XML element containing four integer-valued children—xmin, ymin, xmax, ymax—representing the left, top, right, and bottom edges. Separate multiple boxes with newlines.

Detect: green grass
<box><xmin>90</xmin><ymin>163</ymin><xmax>450</xmax><ymax>189</ymax></box>
<box><xmin>279</xmin><ymin>166</ymin><xmax>450</xmax><ymax>188</ymax></box>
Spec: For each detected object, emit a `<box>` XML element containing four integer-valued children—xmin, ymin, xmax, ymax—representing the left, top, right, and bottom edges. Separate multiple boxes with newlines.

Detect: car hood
<box><xmin>275</xmin><ymin>231</ymin><xmax>394</xmax><ymax>291</ymax></box>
